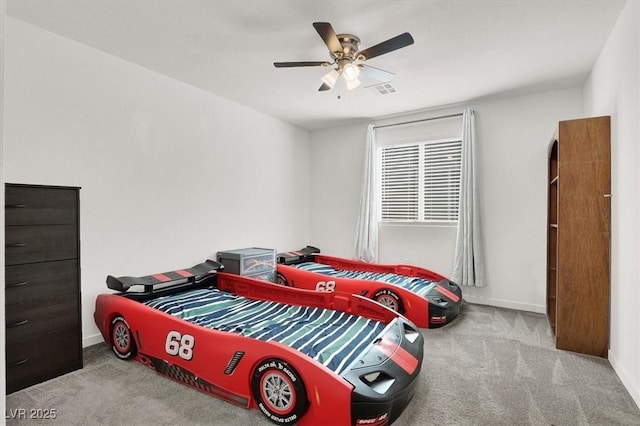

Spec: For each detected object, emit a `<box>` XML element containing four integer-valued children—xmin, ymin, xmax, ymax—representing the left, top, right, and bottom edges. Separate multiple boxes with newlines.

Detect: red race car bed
<box><xmin>94</xmin><ymin>259</ymin><xmax>423</xmax><ymax>426</ymax></box>
<box><xmin>276</xmin><ymin>246</ymin><xmax>462</xmax><ymax>329</ymax></box>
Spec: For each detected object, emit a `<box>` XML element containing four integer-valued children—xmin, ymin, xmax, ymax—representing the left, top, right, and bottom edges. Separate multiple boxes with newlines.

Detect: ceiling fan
<box><xmin>274</xmin><ymin>22</ymin><xmax>414</xmax><ymax>92</ymax></box>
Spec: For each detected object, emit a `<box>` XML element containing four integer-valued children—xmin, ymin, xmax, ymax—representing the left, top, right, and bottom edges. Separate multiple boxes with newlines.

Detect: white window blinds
<box><xmin>378</xmin><ymin>137</ymin><xmax>462</xmax><ymax>223</ymax></box>
<box><xmin>379</xmin><ymin>144</ymin><xmax>419</xmax><ymax>221</ymax></box>
<box><xmin>423</xmin><ymin>138</ymin><xmax>462</xmax><ymax>221</ymax></box>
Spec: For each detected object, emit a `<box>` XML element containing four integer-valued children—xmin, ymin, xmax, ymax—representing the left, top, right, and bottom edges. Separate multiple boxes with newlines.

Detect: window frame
<box><xmin>377</xmin><ymin>136</ymin><xmax>462</xmax><ymax>226</ymax></box>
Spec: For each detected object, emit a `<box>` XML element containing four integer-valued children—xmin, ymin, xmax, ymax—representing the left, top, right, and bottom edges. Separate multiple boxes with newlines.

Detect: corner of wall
<box><xmin>583</xmin><ymin>0</ymin><xmax>640</xmax><ymax>411</ymax></box>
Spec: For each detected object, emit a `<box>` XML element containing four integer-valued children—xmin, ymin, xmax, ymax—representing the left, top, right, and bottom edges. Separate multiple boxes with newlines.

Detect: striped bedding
<box><xmin>295</xmin><ymin>262</ymin><xmax>437</xmax><ymax>298</ymax></box>
<box><xmin>144</xmin><ymin>288</ymin><xmax>387</xmax><ymax>375</ymax></box>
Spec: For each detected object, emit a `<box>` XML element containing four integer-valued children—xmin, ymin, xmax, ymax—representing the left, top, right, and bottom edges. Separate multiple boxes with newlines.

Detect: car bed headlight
<box><xmin>360</xmin><ymin>371</ymin><xmax>396</xmax><ymax>394</ymax></box>
<box><xmin>403</xmin><ymin>322</ymin><xmax>420</xmax><ymax>343</ymax></box>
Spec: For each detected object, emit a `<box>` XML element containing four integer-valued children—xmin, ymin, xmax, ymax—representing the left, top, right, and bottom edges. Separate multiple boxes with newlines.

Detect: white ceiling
<box><xmin>7</xmin><ymin>0</ymin><xmax>627</xmax><ymax>131</ymax></box>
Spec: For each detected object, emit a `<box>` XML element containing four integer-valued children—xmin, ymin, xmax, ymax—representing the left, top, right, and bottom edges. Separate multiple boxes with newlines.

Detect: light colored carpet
<box><xmin>6</xmin><ymin>303</ymin><xmax>640</xmax><ymax>425</ymax></box>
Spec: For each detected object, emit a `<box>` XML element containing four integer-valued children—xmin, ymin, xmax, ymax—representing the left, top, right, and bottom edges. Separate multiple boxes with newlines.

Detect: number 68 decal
<box><xmin>315</xmin><ymin>280</ymin><xmax>336</xmax><ymax>292</ymax></box>
<box><xmin>165</xmin><ymin>331</ymin><xmax>195</xmax><ymax>360</ymax></box>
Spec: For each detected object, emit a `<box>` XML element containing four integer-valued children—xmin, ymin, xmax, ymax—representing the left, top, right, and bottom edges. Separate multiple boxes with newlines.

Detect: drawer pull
<box><xmin>6</xmin><ymin>243</ymin><xmax>27</xmax><ymax>248</ymax></box>
<box><xmin>7</xmin><ymin>281</ymin><xmax>28</xmax><ymax>288</ymax></box>
<box><xmin>8</xmin><ymin>358</ymin><xmax>29</xmax><ymax>368</ymax></box>
<box><xmin>7</xmin><ymin>319</ymin><xmax>29</xmax><ymax>328</ymax></box>
<box><xmin>5</xmin><ymin>204</ymin><xmax>26</xmax><ymax>208</ymax></box>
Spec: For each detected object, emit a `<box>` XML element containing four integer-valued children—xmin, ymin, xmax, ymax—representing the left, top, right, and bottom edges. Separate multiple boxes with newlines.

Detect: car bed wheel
<box><xmin>373</xmin><ymin>288</ymin><xmax>405</xmax><ymax>314</ymax></box>
<box><xmin>110</xmin><ymin>315</ymin><xmax>137</xmax><ymax>360</ymax></box>
<box><xmin>252</xmin><ymin>358</ymin><xmax>307</xmax><ymax>425</ymax></box>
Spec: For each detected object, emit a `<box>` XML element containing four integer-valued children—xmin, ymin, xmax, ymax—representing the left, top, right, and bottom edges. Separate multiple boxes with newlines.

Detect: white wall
<box><xmin>583</xmin><ymin>1</ymin><xmax>640</xmax><ymax>408</ymax></box>
<box><xmin>4</xmin><ymin>18</ymin><xmax>311</xmax><ymax>346</ymax></box>
<box><xmin>310</xmin><ymin>86</ymin><xmax>583</xmax><ymax>313</ymax></box>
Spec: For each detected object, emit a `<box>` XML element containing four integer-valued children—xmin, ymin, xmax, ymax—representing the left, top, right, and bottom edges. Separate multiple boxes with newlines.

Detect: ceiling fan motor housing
<box><xmin>334</xmin><ymin>34</ymin><xmax>361</xmax><ymax>64</ymax></box>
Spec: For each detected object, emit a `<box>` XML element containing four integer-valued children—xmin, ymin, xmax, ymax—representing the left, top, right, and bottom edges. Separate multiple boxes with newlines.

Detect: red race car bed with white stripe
<box><xmin>276</xmin><ymin>246</ymin><xmax>462</xmax><ymax>329</ymax></box>
<box><xmin>94</xmin><ymin>259</ymin><xmax>424</xmax><ymax>426</ymax></box>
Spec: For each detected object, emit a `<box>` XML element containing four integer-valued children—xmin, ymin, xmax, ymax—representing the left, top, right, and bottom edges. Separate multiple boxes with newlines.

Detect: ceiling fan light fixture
<box><xmin>321</xmin><ymin>69</ymin><xmax>340</xmax><ymax>88</ymax></box>
<box><xmin>346</xmin><ymin>77</ymin><xmax>361</xmax><ymax>91</ymax></box>
<box><xmin>342</xmin><ymin>63</ymin><xmax>360</xmax><ymax>81</ymax></box>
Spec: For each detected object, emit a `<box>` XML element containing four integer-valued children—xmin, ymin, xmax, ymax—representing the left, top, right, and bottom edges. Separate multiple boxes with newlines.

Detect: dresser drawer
<box><xmin>5</xmin><ymin>185</ymin><xmax>78</xmax><ymax>226</ymax></box>
<box><xmin>6</xmin><ymin>297</ymin><xmax>80</xmax><ymax>344</ymax></box>
<box><xmin>5</xmin><ymin>260</ymin><xmax>79</xmax><ymax>305</ymax></box>
<box><xmin>6</xmin><ymin>328</ymin><xmax>82</xmax><ymax>394</ymax></box>
<box><xmin>5</xmin><ymin>225</ymin><xmax>78</xmax><ymax>265</ymax></box>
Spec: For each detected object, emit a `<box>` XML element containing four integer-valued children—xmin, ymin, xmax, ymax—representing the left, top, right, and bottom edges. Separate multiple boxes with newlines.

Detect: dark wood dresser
<box><xmin>5</xmin><ymin>183</ymin><xmax>83</xmax><ymax>393</ymax></box>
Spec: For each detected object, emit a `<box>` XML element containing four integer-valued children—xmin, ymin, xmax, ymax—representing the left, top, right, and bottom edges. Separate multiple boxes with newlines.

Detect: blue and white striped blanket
<box><xmin>295</xmin><ymin>262</ymin><xmax>437</xmax><ymax>298</ymax></box>
<box><xmin>144</xmin><ymin>288</ymin><xmax>386</xmax><ymax>374</ymax></box>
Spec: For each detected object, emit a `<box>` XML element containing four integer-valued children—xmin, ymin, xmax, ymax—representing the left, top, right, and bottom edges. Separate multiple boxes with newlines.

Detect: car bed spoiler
<box><xmin>277</xmin><ymin>245</ymin><xmax>321</xmax><ymax>265</ymax></box>
<box><xmin>106</xmin><ymin>259</ymin><xmax>224</xmax><ymax>294</ymax></box>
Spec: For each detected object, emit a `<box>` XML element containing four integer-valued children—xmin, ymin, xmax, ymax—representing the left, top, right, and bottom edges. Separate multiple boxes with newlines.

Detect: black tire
<box><xmin>110</xmin><ymin>315</ymin><xmax>137</xmax><ymax>360</ymax></box>
<box><xmin>251</xmin><ymin>358</ymin><xmax>308</xmax><ymax>425</ymax></box>
<box><xmin>275</xmin><ymin>272</ymin><xmax>289</xmax><ymax>286</ymax></box>
<box><xmin>373</xmin><ymin>288</ymin><xmax>405</xmax><ymax>314</ymax></box>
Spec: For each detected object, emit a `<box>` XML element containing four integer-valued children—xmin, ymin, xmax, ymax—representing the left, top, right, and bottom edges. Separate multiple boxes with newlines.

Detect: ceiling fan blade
<box><xmin>274</xmin><ymin>61</ymin><xmax>331</xmax><ymax>68</ymax></box>
<box><xmin>360</xmin><ymin>64</ymin><xmax>396</xmax><ymax>82</ymax></box>
<box><xmin>313</xmin><ymin>22</ymin><xmax>343</xmax><ymax>55</ymax></box>
<box><xmin>357</xmin><ymin>32</ymin><xmax>414</xmax><ymax>61</ymax></box>
<box><xmin>318</xmin><ymin>82</ymin><xmax>332</xmax><ymax>91</ymax></box>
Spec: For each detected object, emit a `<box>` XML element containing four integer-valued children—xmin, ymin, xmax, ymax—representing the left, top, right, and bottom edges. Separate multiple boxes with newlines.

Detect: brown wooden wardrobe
<box><xmin>546</xmin><ymin>116</ymin><xmax>610</xmax><ymax>358</ymax></box>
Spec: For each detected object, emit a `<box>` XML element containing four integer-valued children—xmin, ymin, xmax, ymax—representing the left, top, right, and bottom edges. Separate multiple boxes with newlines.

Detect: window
<box><xmin>378</xmin><ymin>137</ymin><xmax>462</xmax><ymax>223</ymax></box>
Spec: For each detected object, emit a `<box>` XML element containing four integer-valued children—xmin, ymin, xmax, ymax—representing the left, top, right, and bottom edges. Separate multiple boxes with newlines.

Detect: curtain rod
<box><xmin>372</xmin><ymin>112</ymin><xmax>463</xmax><ymax>130</ymax></box>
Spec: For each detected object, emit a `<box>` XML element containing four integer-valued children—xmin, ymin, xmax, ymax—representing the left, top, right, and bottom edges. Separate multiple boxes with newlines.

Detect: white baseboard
<box><xmin>83</xmin><ymin>333</ymin><xmax>105</xmax><ymax>348</ymax></box>
<box><xmin>608</xmin><ymin>349</ymin><xmax>640</xmax><ymax>410</ymax></box>
<box><xmin>463</xmin><ymin>295</ymin><xmax>546</xmax><ymax>314</ymax></box>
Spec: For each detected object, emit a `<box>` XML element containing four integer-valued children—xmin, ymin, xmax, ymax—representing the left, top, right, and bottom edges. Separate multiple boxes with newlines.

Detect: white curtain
<box><xmin>354</xmin><ymin>124</ymin><xmax>378</xmax><ymax>262</ymax></box>
<box><xmin>452</xmin><ymin>109</ymin><xmax>487</xmax><ymax>287</ymax></box>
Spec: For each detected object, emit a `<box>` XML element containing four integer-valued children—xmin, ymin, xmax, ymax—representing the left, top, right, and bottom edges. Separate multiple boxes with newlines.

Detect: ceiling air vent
<box><xmin>370</xmin><ymin>82</ymin><xmax>397</xmax><ymax>95</ymax></box>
